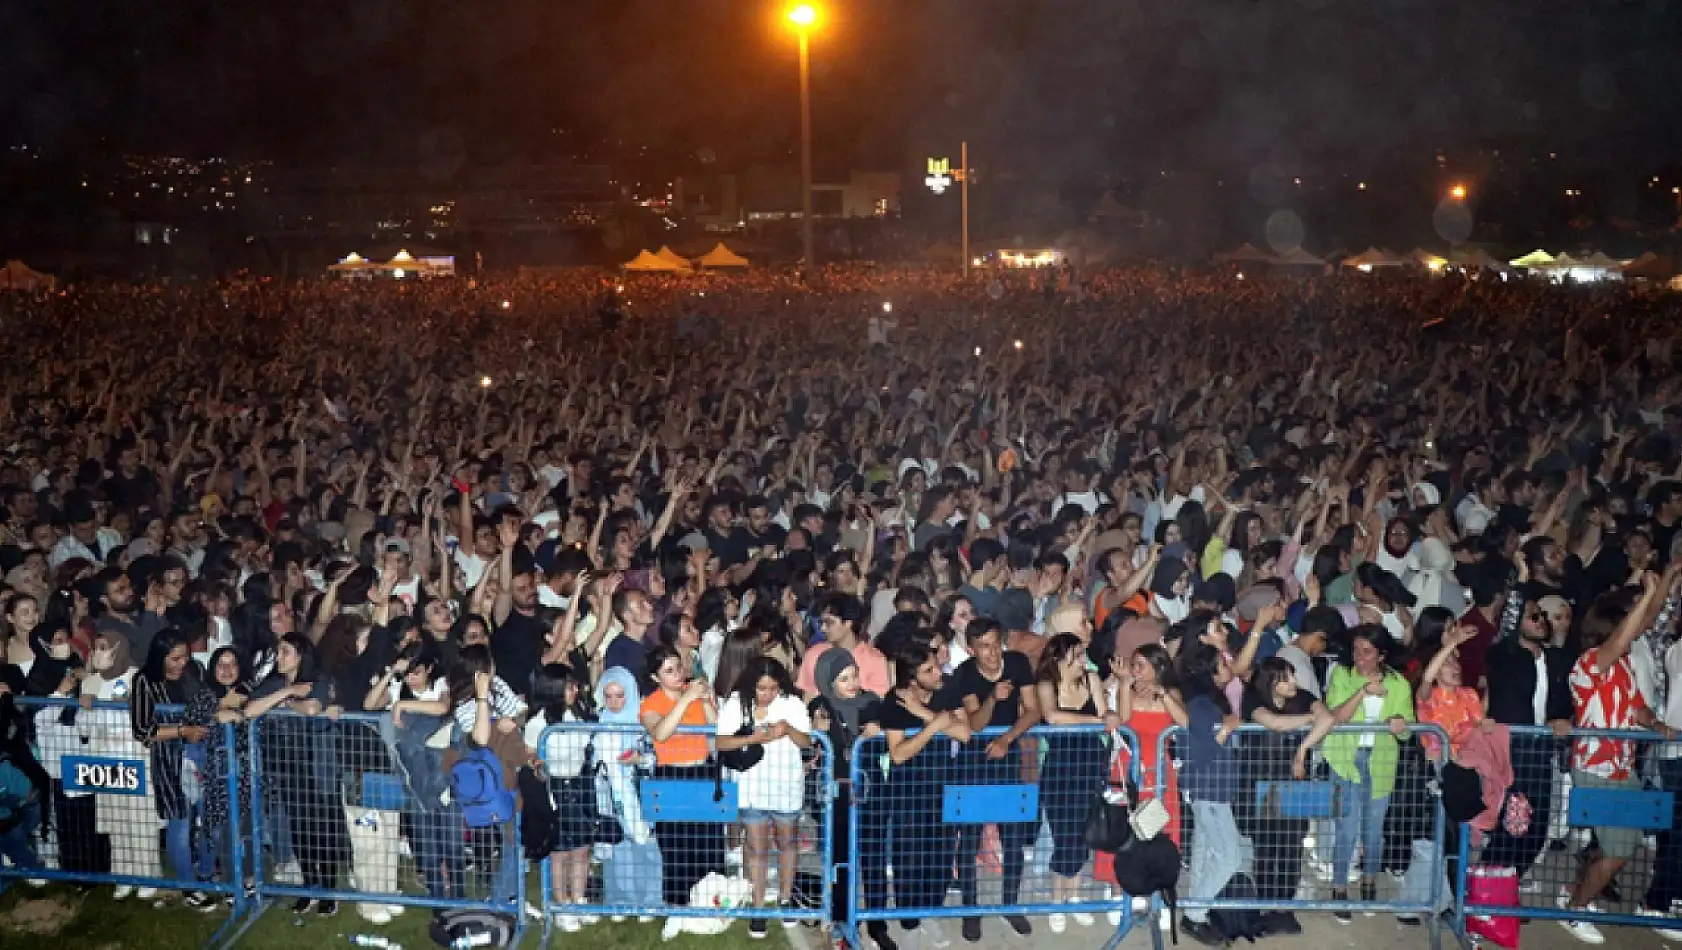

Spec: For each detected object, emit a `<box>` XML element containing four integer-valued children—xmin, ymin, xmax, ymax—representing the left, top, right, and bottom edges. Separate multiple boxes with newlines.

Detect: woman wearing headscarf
<box><xmin>184</xmin><ymin>646</ymin><xmax>252</xmax><ymax>902</ymax></box>
<box><xmin>1405</xmin><ymin>537</ymin><xmax>1468</xmax><ymax>618</ymax></box>
<box><xmin>1146</xmin><ymin>556</ymin><xmax>1192</xmax><ymax>624</ymax></box>
<box><xmin>593</xmin><ymin>665</ymin><xmax>661</xmax><ymax>918</ymax></box>
<box><xmin>132</xmin><ymin>628</ymin><xmax>212</xmax><ymax>907</ymax></box>
<box><xmin>813</xmin><ymin>646</ymin><xmax>883</xmax><ymax>944</ymax></box>
<box><xmin>23</xmin><ymin>623</ymin><xmax>90</xmax><ymax>876</ymax></box>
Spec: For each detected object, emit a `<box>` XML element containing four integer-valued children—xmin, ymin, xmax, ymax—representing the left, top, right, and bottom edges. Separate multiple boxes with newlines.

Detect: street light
<box><xmin>786</xmin><ymin>4</ymin><xmax>820</xmax><ymax>276</ymax></box>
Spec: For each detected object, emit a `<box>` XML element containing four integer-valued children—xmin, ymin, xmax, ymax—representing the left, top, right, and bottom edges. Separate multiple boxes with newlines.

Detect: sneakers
<box><xmin>357</xmin><ymin>904</ymin><xmax>392</xmax><ymax>925</ymax></box>
<box><xmin>1559</xmin><ymin>919</ymin><xmax>1606</xmax><ymax>944</ymax></box>
<box><xmin>1004</xmin><ymin>914</ymin><xmax>1031</xmax><ymax>935</ymax></box>
<box><xmin>661</xmin><ymin>917</ymin><xmax>683</xmax><ymax>942</ymax></box>
<box><xmin>750</xmin><ymin>918</ymin><xmax>769</xmax><ymax>939</ymax></box>
<box><xmin>961</xmin><ymin>918</ymin><xmax>981</xmax><ymax>943</ymax></box>
<box><xmin>780</xmin><ymin>900</ymin><xmax>800</xmax><ymax>929</ymax></box>
<box><xmin>183</xmin><ymin>891</ymin><xmax>218</xmax><ymax>912</ymax></box>
<box><xmin>291</xmin><ymin>897</ymin><xmax>315</xmax><ymax>914</ymax></box>
<box><xmin>1332</xmin><ymin>888</ymin><xmax>1352</xmax><ymax>924</ymax></box>
<box><xmin>316</xmin><ymin>900</ymin><xmax>338</xmax><ymax>917</ymax></box>
<box><xmin>1069</xmin><ymin>907</ymin><xmax>1094</xmax><ymax>927</ymax></box>
<box><xmin>135</xmin><ymin>887</ymin><xmax>158</xmax><ymax>901</ymax></box>
<box><xmin>1047</xmin><ymin>913</ymin><xmax>1066</xmax><ymax>934</ymax></box>
<box><xmin>555</xmin><ymin>915</ymin><xmax>582</xmax><ymax>933</ymax></box>
<box><xmin>1360</xmin><ymin>879</ymin><xmax>1377</xmax><ymax>917</ymax></box>
<box><xmin>113</xmin><ymin>885</ymin><xmax>134</xmax><ymax>901</ymax></box>
<box><xmin>1634</xmin><ymin>907</ymin><xmax>1682</xmax><ymax>941</ymax></box>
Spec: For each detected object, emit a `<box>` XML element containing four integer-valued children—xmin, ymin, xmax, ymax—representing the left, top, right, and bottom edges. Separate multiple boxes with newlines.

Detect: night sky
<box><xmin>6</xmin><ymin>0</ymin><xmax>1682</xmax><ymax>178</ymax></box>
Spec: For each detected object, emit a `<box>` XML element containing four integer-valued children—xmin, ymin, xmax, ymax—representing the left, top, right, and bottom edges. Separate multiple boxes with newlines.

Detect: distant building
<box><xmin>738</xmin><ymin>167</ymin><xmax>900</xmax><ymax>221</ymax></box>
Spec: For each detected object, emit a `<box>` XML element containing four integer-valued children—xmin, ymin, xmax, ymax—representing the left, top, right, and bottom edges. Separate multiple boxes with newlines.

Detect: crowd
<box><xmin>0</xmin><ymin>264</ymin><xmax>1681</xmax><ymax>948</ymax></box>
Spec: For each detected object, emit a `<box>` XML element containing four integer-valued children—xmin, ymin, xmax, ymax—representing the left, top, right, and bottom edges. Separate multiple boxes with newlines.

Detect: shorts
<box><xmin>1571</xmin><ymin>770</ymin><xmax>1642</xmax><ymax>860</ymax></box>
<box><xmin>740</xmin><ymin>808</ymin><xmax>802</xmax><ymax>826</ymax></box>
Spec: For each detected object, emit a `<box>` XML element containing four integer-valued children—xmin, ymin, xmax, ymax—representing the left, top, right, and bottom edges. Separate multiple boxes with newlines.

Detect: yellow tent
<box><xmin>328</xmin><ymin>252</ymin><xmax>377</xmax><ymax>273</ymax></box>
<box><xmin>655</xmin><ymin>246</ymin><xmax>692</xmax><ymax>268</ymax></box>
<box><xmin>1509</xmin><ymin>249</ymin><xmax>1555</xmax><ymax>268</ymax></box>
<box><xmin>0</xmin><ymin>260</ymin><xmax>55</xmax><ymax>291</ymax></box>
<box><xmin>625</xmin><ymin>250</ymin><xmax>688</xmax><ymax>272</ymax></box>
<box><xmin>696</xmin><ymin>243</ymin><xmax>750</xmax><ymax>268</ymax></box>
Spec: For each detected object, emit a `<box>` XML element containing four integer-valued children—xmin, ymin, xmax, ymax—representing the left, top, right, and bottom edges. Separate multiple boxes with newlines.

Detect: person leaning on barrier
<box><xmin>1175</xmin><ymin>630</ymin><xmax>1246</xmax><ymax>946</ymax></box>
<box><xmin>1322</xmin><ymin>623</ymin><xmax>1415</xmax><ymax>922</ymax></box>
<box><xmin>183</xmin><ymin>645</ymin><xmax>252</xmax><ymax>904</ymax></box>
<box><xmin>1034</xmin><ymin>631</ymin><xmax>1119</xmax><ymax>935</ymax></box>
<box><xmin>131</xmin><ymin>628</ymin><xmax>214</xmax><ymax>909</ymax></box>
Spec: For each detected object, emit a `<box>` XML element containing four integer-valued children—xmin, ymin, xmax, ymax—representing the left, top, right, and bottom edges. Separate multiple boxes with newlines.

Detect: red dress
<box><xmin>1096</xmin><ymin>705</ymin><xmax>1181</xmax><ymax>886</ymax></box>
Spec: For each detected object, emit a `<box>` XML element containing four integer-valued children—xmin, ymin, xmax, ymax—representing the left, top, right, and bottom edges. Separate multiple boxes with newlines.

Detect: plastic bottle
<box><xmin>354</xmin><ymin>812</ymin><xmax>380</xmax><ymax>830</ymax></box>
<box><xmin>449</xmin><ymin>932</ymin><xmax>494</xmax><ymax>949</ymax></box>
<box><xmin>346</xmin><ymin>935</ymin><xmax>400</xmax><ymax>950</ymax></box>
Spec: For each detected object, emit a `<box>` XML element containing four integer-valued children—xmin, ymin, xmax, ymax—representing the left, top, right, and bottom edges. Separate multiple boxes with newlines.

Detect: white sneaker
<box><xmin>112</xmin><ymin>885</ymin><xmax>134</xmax><ymax>900</ymax></box>
<box><xmin>579</xmin><ymin>915</ymin><xmax>600</xmax><ymax>925</ymax></box>
<box><xmin>611</xmin><ymin>915</ymin><xmax>627</xmax><ymax>923</ymax></box>
<box><xmin>637</xmin><ymin>915</ymin><xmax>655</xmax><ymax>923</ymax></box>
<box><xmin>555</xmin><ymin>914</ymin><xmax>582</xmax><ymax>933</ymax></box>
<box><xmin>1634</xmin><ymin>908</ymin><xmax>1682</xmax><ymax>941</ymax></box>
<box><xmin>26</xmin><ymin>879</ymin><xmax>46</xmax><ymax>889</ymax></box>
<box><xmin>385</xmin><ymin>904</ymin><xmax>405</xmax><ymax>917</ymax></box>
<box><xmin>524</xmin><ymin>902</ymin><xmax>545</xmax><ymax>921</ymax></box>
<box><xmin>1559</xmin><ymin>920</ymin><xmax>1605</xmax><ymax>944</ymax></box>
<box><xmin>920</xmin><ymin>920</ymin><xmax>951</xmax><ymax>948</ymax></box>
<box><xmin>358</xmin><ymin>905</ymin><xmax>392</xmax><ymax>926</ymax></box>
<box><xmin>1048</xmin><ymin>913</ymin><xmax>1066</xmax><ymax>934</ymax></box>
<box><xmin>136</xmin><ymin>887</ymin><xmax>158</xmax><ymax>900</ymax></box>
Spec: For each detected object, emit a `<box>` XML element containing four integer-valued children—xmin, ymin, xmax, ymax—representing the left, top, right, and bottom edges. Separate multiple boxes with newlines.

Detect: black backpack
<box><xmin>517</xmin><ymin>765</ymin><xmax>559</xmax><ymax>861</ymax></box>
<box><xmin>1209</xmin><ymin>873</ymin><xmax>1266</xmax><ymax>943</ymax></box>
<box><xmin>1110</xmin><ymin>832</ymin><xmax>1181</xmax><ymax>944</ymax></box>
<box><xmin>429</xmin><ymin>909</ymin><xmax>517</xmax><ymax>949</ymax></box>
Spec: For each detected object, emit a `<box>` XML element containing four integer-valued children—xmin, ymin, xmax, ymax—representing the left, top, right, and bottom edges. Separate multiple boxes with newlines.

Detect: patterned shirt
<box><xmin>1570</xmin><ymin>649</ymin><xmax>1647</xmax><ymax>780</ymax></box>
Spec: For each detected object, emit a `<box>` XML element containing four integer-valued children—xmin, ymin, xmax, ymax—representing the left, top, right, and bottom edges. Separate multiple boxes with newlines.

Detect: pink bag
<box><xmin>1467</xmin><ymin>865</ymin><xmax>1520</xmax><ymax>949</ymax></box>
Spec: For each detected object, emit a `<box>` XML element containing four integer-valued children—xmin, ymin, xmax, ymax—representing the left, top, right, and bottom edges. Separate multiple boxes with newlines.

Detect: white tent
<box><xmin>327</xmin><ymin>252</ymin><xmax>377</xmax><ymax>274</ymax></box>
<box><xmin>1449</xmin><ymin>248</ymin><xmax>1506</xmax><ymax>270</ymax></box>
<box><xmin>624</xmin><ymin>250</ymin><xmax>688</xmax><ymax>272</ymax></box>
<box><xmin>1272</xmin><ymin>247</ymin><xmax>1328</xmax><ymax>266</ymax></box>
<box><xmin>695</xmin><ymin>243</ymin><xmax>750</xmax><ymax>268</ymax></box>
<box><xmin>0</xmin><ymin>260</ymin><xmax>54</xmax><ymax>291</ymax></box>
<box><xmin>1342</xmin><ymin>247</ymin><xmax>1404</xmax><ymax>268</ymax></box>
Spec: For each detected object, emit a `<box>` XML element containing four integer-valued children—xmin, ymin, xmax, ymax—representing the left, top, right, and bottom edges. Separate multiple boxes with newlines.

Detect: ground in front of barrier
<box><xmin>0</xmin><ymin>879</ymin><xmax>798</xmax><ymax>950</ymax></box>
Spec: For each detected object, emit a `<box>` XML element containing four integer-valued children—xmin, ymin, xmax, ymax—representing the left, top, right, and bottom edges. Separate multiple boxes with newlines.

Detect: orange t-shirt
<box><xmin>641</xmin><ymin>689</ymin><xmax>711</xmax><ymax>765</ymax></box>
<box><xmin>1417</xmin><ymin>686</ymin><xmax>1483</xmax><ymax>761</ymax></box>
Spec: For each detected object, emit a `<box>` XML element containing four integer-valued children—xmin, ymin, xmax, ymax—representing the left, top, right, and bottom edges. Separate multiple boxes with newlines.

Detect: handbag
<box><xmin>1466</xmin><ymin>865</ymin><xmax>1520</xmax><ymax>949</ymax></box>
<box><xmin>553</xmin><ymin>742</ymin><xmax>624</xmax><ymax>846</ymax></box>
<box><xmin>1085</xmin><ymin>735</ymin><xmax>1142</xmax><ymax>852</ymax></box>
<box><xmin>717</xmin><ymin>700</ymin><xmax>766</xmax><ymax>773</ymax></box>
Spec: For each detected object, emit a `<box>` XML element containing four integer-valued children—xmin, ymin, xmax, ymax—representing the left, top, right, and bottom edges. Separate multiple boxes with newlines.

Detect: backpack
<box><xmin>450</xmin><ymin>746</ymin><xmax>516</xmax><ymax>828</ymax></box>
<box><xmin>1109</xmin><ymin>832</ymin><xmax>1181</xmax><ymax>944</ymax></box>
<box><xmin>1208</xmin><ymin>873</ymin><xmax>1266</xmax><ymax>943</ymax></box>
<box><xmin>429</xmin><ymin>908</ymin><xmax>517</xmax><ymax>949</ymax></box>
<box><xmin>517</xmin><ymin>765</ymin><xmax>559</xmax><ymax>860</ymax></box>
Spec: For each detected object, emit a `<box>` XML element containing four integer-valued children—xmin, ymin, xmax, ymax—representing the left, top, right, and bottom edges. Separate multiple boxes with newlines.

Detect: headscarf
<box><xmin>595</xmin><ymin>665</ymin><xmax>642</xmax><ymax>725</ymax></box>
<box><xmin>815</xmin><ymin>648</ymin><xmax>875</xmax><ymax>738</ymax></box>
<box><xmin>1406</xmin><ymin>537</ymin><xmax>1466</xmax><ymax>616</ymax></box>
<box><xmin>89</xmin><ymin>631</ymin><xmax>135</xmax><ymax>684</ymax></box>
<box><xmin>24</xmin><ymin>626</ymin><xmax>82</xmax><ymax>696</ymax></box>
<box><xmin>1411</xmin><ymin>482</ymin><xmax>1441</xmax><ymax>507</ymax></box>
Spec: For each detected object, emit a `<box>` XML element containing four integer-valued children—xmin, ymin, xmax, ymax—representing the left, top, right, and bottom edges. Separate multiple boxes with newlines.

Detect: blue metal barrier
<box><xmin>534</xmin><ymin>722</ymin><xmax>835</xmax><ymax>941</ymax></box>
<box><xmin>1157</xmin><ymin>722</ymin><xmax>1454</xmax><ymax>950</ymax></box>
<box><xmin>243</xmin><ymin>708</ymin><xmax>525</xmax><ymax>947</ymax></box>
<box><xmin>1452</xmin><ymin>725</ymin><xmax>1682</xmax><ymax>948</ymax></box>
<box><xmin>0</xmin><ymin>697</ymin><xmax>251</xmax><ymax>950</ymax></box>
<box><xmin>844</xmin><ymin>724</ymin><xmax>1145</xmax><ymax>950</ymax></box>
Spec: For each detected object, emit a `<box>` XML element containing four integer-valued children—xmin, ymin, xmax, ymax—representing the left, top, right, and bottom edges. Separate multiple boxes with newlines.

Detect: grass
<box><xmin>0</xmin><ymin>880</ymin><xmax>800</xmax><ymax>950</ymax></box>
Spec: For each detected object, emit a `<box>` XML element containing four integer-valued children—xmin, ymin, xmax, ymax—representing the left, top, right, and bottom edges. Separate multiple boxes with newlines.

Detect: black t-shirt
<box><xmin>1651</xmin><ymin>517</ymin><xmax>1679</xmax><ymax>571</ymax></box>
<box><xmin>603</xmin><ymin>634</ymin><xmax>648</xmax><ymax>686</ymax></box>
<box><xmin>742</xmin><ymin>525</ymin><xmax>787</xmax><ymax>559</ymax></box>
<box><xmin>490</xmin><ymin>608</ymin><xmax>546</xmax><ymax>699</ymax></box>
<box><xmin>705</xmin><ymin>526</ymin><xmax>752</xmax><ymax>568</ymax></box>
<box><xmin>949</xmin><ymin>653</ymin><xmax>1035</xmax><ymax>729</ymax></box>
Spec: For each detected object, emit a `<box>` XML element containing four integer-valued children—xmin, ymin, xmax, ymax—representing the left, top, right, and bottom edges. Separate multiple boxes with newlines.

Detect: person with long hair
<box><xmin>811</xmin><ymin>649</ymin><xmax>880</xmax><ymax>937</ymax></box>
<box><xmin>1174</xmin><ymin>632</ymin><xmax>1245</xmax><ymax>945</ymax></box>
<box><xmin>878</xmin><ymin>643</ymin><xmax>970</xmax><ymax>948</ymax></box>
<box><xmin>1353</xmin><ymin>562</ymin><xmax>1418</xmax><ymax>648</ymax></box>
<box><xmin>716</xmin><ymin>656</ymin><xmax>811</xmax><ymax>936</ymax></box>
<box><xmin>245</xmin><ymin>632</ymin><xmax>350</xmax><ymax>915</ymax></box>
<box><xmin>527</xmin><ymin>663</ymin><xmax>597</xmax><ymax>932</ymax></box>
<box><xmin>131</xmin><ymin>628</ymin><xmax>211</xmax><ymax>907</ymax></box>
<box><xmin>444</xmin><ymin>643</ymin><xmax>526</xmax><ymax>907</ymax></box>
<box><xmin>1321</xmin><ymin>624</ymin><xmax>1415</xmax><ymax>921</ymax></box>
<box><xmin>1034</xmin><ymin>632</ymin><xmax>1119</xmax><ymax>933</ymax></box>
<box><xmin>183</xmin><ymin>646</ymin><xmax>253</xmax><ymax>901</ymax></box>
<box><xmin>639</xmin><ymin>643</ymin><xmax>725</xmax><ymax>930</ymax></box>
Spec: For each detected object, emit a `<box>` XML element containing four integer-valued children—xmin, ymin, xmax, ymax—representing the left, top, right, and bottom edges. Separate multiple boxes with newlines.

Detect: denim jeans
<box><xmin>1333</xmin><ymin>748</ymin><xmax>1391</xmax><ymax>887</ymax></box>
<box><xmin>1185</xmin><ymin>800</ymin><xmax>1243</xmax><ymax>924</ymax></box>
<box><xmin>167</xmin><ymin>809</ymin><xmax>214</xmax><ymax>885</ymax></box>
<box><xmin>491</xmin><ymin>821</ymin><xmax>522</xmax><ymax>906</ymax></box>
<box><xmin>604</xmin><ymin>839</ymin><xmax>664</xmax><ymax>907</ymax></box>
<box><xmin>0</xmin><ymin>801</ymin><xmax>42</xmax><ymax>871</ymax></box>
<box><xmin>412</xmin><ymin>809</ymin><xmax>464</xmax><ymax>900</ymax></box>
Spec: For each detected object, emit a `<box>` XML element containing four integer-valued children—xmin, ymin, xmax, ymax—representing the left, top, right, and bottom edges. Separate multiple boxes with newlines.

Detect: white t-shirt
<box><xmin>455</xmin><ymin>548</ymin><xmax>489</xmax><ymax>588</ymax></box>
<box><xmin>717</xmin><ymin>693</ymin><xmax>810</xmax><ymax>814</ymax></box>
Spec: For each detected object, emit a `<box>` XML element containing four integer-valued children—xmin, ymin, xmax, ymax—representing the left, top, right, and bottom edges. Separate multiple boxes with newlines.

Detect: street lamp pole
<box><xmin>798</xmin><ymin>29</ymin><xmax>813</xmax><ymax>276</ymax></box>
<box><xmin>960</xmin><ymin>140</ymin><xmax>970</xmax><ymax>279</ymax></box>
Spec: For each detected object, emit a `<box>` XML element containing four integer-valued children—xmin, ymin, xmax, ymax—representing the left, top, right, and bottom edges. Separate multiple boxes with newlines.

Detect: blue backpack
<box><xmin>0</xmin><ymin>757</ymin><xmax>34</xmax><ymax>833</ymax></box>
<box><xmin>450</xmin><ymin>746</ymin><xmax>516</xmax><ymax>828</ymax></box>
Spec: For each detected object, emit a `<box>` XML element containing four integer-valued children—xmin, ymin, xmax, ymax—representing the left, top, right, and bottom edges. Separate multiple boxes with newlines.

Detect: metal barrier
<box><xmin>1156</xmin><ymin>722</ymin><xmax>1455</xmax><ymax>950</ymax></box>
<box><xmin>843</xmin><ymin>724</ymin><xmax>1145</xmax><ymax>950</ymax></box>
<box><xmin>0</xmin><ymin>696</ymin><xmax>251</xmax><ymax>950</ymax></box>
<box><xmin>243</xmin><ymin>708</ymin><xmax>525</xmax><ymax>945</ymax></box>
<box><xmin>534</xmin><ymin>722</ymin><xmax>835</xmax><ymax>941</ymax></box>
<box><xmin>1452</xmin><ymin>726</ymin><xmax>1682</xmax><ymax>947</ymax></box>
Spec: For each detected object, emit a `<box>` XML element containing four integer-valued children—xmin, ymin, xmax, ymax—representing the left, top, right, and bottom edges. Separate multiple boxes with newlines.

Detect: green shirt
<box><xmin>1323</xmin><ymin>665</ymin><xmax>1415</xmax><ymax>799</ymax></box>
